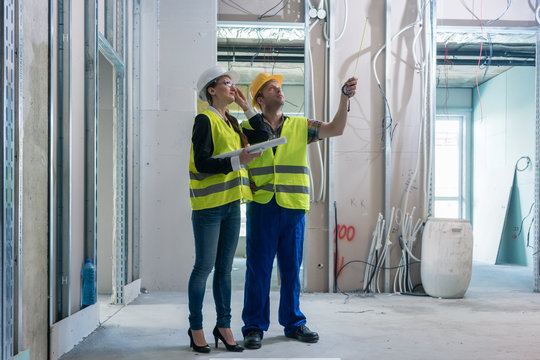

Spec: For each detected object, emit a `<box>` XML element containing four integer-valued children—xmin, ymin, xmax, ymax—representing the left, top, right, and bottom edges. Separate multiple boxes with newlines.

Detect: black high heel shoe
<box><xmin>188</xmin><ymin>329</ymin><xmax>211</xmax><ymax>353</ymax></box>
<box><xmin>213</xmin><ymin>327</ymin><xmax>244</xmax><ymax>352</ymax></box>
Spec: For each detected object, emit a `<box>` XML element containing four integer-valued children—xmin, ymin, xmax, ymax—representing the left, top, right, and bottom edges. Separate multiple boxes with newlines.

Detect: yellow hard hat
<box><xmin>249</xmin><ymin>72</ymin><xmax>284</xmax><ymax>109</ymax></box>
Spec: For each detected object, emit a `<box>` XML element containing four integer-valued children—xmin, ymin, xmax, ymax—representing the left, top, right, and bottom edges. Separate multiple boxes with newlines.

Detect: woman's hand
<box><xmin>234</xmin><ymin>87</ymin><xmax>250</xmax><ymax>112</ymax></box>
<box><xmin>239</xmin><ymin>145</ymin><xmax>261</xmax><ymax>165</ymax></box>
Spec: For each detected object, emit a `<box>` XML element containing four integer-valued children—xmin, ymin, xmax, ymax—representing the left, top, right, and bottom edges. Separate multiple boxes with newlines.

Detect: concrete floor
<box><xmin>60</xmin><ymin>263</ymin><xmax>540</xmax><ymax>360</ymax></box>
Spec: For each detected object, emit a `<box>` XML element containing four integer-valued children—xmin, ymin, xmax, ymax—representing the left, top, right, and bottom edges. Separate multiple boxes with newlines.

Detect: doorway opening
<box><xmin>97</xmin><ymin>52</ymin><xmax>119</xmax><ymax>321</ymax></box>
<box><xmin>435</xmin><ymin>27</ymin><xmax>536</xmax><ymax>284</ymax></box>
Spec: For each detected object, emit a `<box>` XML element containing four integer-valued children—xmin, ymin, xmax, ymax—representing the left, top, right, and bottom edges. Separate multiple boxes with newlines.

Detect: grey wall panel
<box><xmin>139</xmin><ymin>0</ymin><xmax>217</xmax><ymax>290</ymax></box>
<box><xmin>20</xmin><ymin>0</ymin><xmax>49</xmax><ymax>357</ymax></box>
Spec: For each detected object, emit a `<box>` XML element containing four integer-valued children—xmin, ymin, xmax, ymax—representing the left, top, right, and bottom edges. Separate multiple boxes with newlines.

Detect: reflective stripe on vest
<box><xmin>190</xmin><ymin>177</ymin><xmax>250</xmax><ymax>198</ymax></box>
<box><xmin>241</xmin><ymin>115</ymin><xmax>310</xmax><ymax>210</ymax></box>
<box><xmin>189</xmin><ymin>109</ymin><xmax>252</xmax><ymax>210</ymax></box>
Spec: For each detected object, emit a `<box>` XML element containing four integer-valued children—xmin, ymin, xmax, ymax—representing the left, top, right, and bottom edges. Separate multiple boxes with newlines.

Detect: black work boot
<box><xmin>243</xmin><ymin>329</ymin><xmax>262</xmax><ymax>349</ymax></box>
<box><xmin>285</xmin><ymin>324</ymin><xmax>319</xmax><ymax>343</ymax></box>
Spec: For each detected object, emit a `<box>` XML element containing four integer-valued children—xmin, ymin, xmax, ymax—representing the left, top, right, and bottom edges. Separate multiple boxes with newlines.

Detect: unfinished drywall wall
<box><xmin>139</xmin><ymin>0</ymin><xmax>537</xmax><ymax>293</ymax></box>
<box><xmin>324</xmin><ymin>0</ymin><xmax>428</xmax><ymax>292</ymax></box>
<box><xmin>473</xmin><ymin>66</ymin><xmax>536</xmax><ymax>264</ymax></box>
<box><xmin>20</xmin><ymin>1</ymin><xmax>49</xmax><ymax>358</ymax></box>
<box><xmin>139</xmin><ymin>0</ymin><xmax>217</xmax><ymax>290</ymax></box>
<box><xmin>213</xmin><ymin>0</ymin><xmax>426</xmax><ymax>292</ymax></box>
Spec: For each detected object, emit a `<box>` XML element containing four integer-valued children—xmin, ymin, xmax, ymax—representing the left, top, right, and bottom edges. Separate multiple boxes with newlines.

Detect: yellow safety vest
<box><xmin>241</xmin><ymin>116</ymin><xmax>310</xmax><ymax>211</ymax></box>
<box><xmin>189</xmin><ymin>109</ymin><xmax>252</xmax><ymax>210</ymax></box>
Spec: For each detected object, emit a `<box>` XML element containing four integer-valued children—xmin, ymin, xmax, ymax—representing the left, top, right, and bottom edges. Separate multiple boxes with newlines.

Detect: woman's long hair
<box><xmin>205</xmin><ymin>77</ymin><xmax>248</xmax><ymax>147</ymax></box>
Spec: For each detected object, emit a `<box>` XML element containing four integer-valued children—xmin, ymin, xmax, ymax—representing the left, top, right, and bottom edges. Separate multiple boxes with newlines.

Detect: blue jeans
<box><xmin>242</xmin><ymin>197</ymin><xmax>306</xmax><ymax>337</ymax></box>
<box><xmin>188</xmin><ymin>201</ymin><xmax>240</xmax><ymax>330</ymax></box>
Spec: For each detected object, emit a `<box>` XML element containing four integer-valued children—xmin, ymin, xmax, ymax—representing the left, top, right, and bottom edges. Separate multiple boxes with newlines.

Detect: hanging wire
<box><xmin>475</xmin><ymin>0</ymin><xmax>485</xmax><ymax>122</ymax></box>
<box><xmin>482</xmin><ymin>34</ymin><xmax>493</xmax><ymax>82</ymax></box>
<box><xmin>258</xmin><ymin>0</ymin><xmax>291</xmax><ymax>20</ymax></box>
<box><xmin>516</xmin><ymin>156</ymin><xmax>532</xmax><ymax>172</ymax></box>
<box><xmin>458</xmin><ymin>0</ymin><xmax>512</xmax><ymax>26</ymax></box>
<box><xmin>220</xmin><ymin>0</ymin><xmax>251</xmax><ymax>15</ymax></box>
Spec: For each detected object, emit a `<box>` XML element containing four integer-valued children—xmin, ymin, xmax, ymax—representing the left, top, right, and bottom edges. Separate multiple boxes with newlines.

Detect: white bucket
<box><xmin>421</xmin><ymin>218</ymin><xmax>473</xmax><ymax>299</ymax></box>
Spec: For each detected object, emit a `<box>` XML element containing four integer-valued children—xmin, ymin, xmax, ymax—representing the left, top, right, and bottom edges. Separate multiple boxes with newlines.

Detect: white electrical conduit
<box><xmin>364</xmin><ymin>213</ymin><xmax>384</xmax><ymax>291</ymax></box>
<box><xmin>398</xmin><ymin>0</ymin><xmax>431</xmax><ymax>225</ymax></box>
<box><xmin>368</xmin><ymin>216</ymin><xmax>385</xmax><ymax>293</ymax></box>
<box><xmin>306</xmin><ymin>11</ymin><xmax>326</xmax><ymax>203</ymax></box>
<box><xmin>374</xmin><ymin>207</ymin><xmax>394</xmax><ymax>293</ymax></box>
<box><xmin>323</xmin><ymin>0</ymin><xmax>348</xmax><ymax>42</ymax></box>
<box><xmin>393</xmin><ymin>206</ymin><xmax>423</xmax><ymax>292</ymax></box>
<box><xmin>372</xmin><ymin>21</ymin><xmax>418</xmax><ymax>90</ymax></box>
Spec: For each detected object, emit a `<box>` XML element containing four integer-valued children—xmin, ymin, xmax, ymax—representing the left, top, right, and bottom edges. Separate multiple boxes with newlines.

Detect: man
<box><xmin>239</xmin><ymin>72</ymin><xmax>357</xmax><ymax>349</ymax></box>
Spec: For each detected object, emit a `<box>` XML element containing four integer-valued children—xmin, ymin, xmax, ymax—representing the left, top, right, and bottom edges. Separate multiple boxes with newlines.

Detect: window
<box><xmin>433</xmin><ymin>114</ymin><xmax>470</xmax><ymax>219</ymax></box>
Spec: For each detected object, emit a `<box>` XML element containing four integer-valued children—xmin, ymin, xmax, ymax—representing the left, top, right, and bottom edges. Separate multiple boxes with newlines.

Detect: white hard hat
<box><xmin>196</xmin><ymin>65</ymin><xmax>239</xmax><ymax>102</ymax></box>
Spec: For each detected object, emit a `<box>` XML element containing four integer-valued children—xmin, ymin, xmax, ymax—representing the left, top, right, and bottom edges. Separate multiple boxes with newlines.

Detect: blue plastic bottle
<box><xmin>81</xmin><ymin>259</ymin><xmax>96</xmax><ymax>307</ymax></box>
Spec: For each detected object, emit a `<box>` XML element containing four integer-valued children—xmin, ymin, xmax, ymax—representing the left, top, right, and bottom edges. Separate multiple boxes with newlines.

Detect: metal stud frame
<box><xmin>2</xmin><ymin>0</ymin><xmax>16</xmax><ymax>357</ymax></box>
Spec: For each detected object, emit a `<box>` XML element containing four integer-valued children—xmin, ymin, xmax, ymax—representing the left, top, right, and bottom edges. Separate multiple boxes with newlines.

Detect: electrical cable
<box><xmin>334</xmin><ymin>201</ymin><xmax>338</xmax><ymax>293</ymax></box>
<box><xmin>321</xmin><ymin>0</ymin><xmax>348</xmax><ymax>42</ymax></box>
<box><xmin>220</xmin><ymin>0</ymin><xmax>251</xmax><ymax>15</ymax></box>
<box><xmin>335</xmin><ymin>258</ymin><xmax>423</xmax><ymax>296</ymax></box>
<box><xmin>335</xmin><ymin>0</ymin><xmax>348</xmax><ymax>42</ymax></box>
<box><xmin>482</xmin><ymin>35</ymin><xmax>493</xmax><ymax>82</ymax></box>
<box><xmin>516</xmin><ymin>156</ymin><xmax>532</xmax><ymax>172</ymax></box>
<box><xmin>458</xmin><ymin>0</ymin><xmax>512</xmax><ymax>26</ymax></box>
<box><xmin>517</xmin><ymin>202</ymin><xmax>535</xmax><ymax>238</ymax></box>
<box><xmin>258</xmin><ymin>0</ymin><xmax>291</xmax><ymax>20</ymax></box>
<box><xmin>363</xmin><ymin>213</ymin><xmax>383</xmax><ymax>292</ymax></box>
<box><xmin>475</xmin><ymin>0</ymin><xmax>485</xmax><ymax>122</ymax></box>
<box><xmin>337</xmin><ymin>259</ymin><xmax>421</xmax><ymax>283</ymax></box>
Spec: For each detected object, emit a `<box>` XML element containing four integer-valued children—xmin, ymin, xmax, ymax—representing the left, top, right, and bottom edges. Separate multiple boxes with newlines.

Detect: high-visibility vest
<box><xmin>189</xmin><ymin>109</ymin><xmax>252</xmax><ymax>210</ymax></box>
<box><xmin>241</xmin><ymin>116</ymin><xmax>310</xmax><ymax>211</ymax></box>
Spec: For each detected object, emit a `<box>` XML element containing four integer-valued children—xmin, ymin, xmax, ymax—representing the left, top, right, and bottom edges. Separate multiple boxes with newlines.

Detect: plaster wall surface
<box><xmin>473</xmin><ymin>66</ymin><xmax>536</xmax><ymax>264</ymax></box>
<box><xmin>20</xmin><ymin>1</ymin><xmax>49</xmax><ymax>358</ymax></box>
<box><xmin>139</xmin><ymin>0</ymin><xmax>217</xmax><ymax>290</ymax></box>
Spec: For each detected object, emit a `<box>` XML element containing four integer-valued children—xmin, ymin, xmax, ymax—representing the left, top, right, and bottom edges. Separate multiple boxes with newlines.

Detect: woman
<box><xmin>187</xmin><ymin>65</ymin><xmax>259</xmax><ymax>353</ymax></box>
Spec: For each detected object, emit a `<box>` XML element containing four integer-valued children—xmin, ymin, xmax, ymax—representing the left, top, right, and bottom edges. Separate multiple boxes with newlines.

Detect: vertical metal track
<box><xmin>534</xmin><ymin>0</ymin><xmax>540</xmax><ymax>292</ymax></box>
<box><xmin>113</xmin><ymin>0</ymin><xmax>127</xmax><ymax>304</ymax></box>
<box><xmin>428</xmin><ymin>0</ymin><xmax>436</xmax><ymax>219</ymax></box>
<box><xmin>49</xmin><ymin>0</ymin><xmax>58</xmax><ymax>327</ymax></box>
<box><xmin>326</xmin><ymin>0</ymin><xmax>336</xmax><ymax>293</ymax></box>
<box><xmin>14</xmin><ymin>0</ymin><xmax>23</xmax><ymax>351</ymax></box>
<box><xmin>57</xmin><ymin>0</ymin><xmax>72</xmax><ymax>319</ymax></box>
<box><xmin>131</xmin><ymin>0</ymin><xmax>141</xmax><ymax>281</ymax></box>
<box><xmin>303</xmin><ymin>0</ymin><xmax>310</xmax><ymax>290</ymax></box>
<box><xmin>105</xmin><ymin>0</ymin><xmax>114</xmax><ymax>48</ymax></box>
<box><xmin>383</xmin><ymin>0</ymin><xmax>392</xmax><ymax>293</ymax></box>
<box><xmin>84</xmin><ymin>0</ymin><xmax>98</xmax><ymax>264</ymax></box>
<box><xmin>1</xmin><ymin>0</ymin><xmax>16</xmax><ymax>357</ymax></box>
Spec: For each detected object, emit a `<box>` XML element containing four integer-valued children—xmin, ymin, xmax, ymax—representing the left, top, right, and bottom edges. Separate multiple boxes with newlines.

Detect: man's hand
<box><xmin>341</xmin><ymin>77</ymin><xmax>358</xmax><ymax>98</ymax></box>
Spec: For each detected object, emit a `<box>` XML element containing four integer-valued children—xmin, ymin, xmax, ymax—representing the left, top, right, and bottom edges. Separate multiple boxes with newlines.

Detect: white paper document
<box><xmin>211</xmin><ymin>136</ymin><xmax>287</xmax><ymax>159</ymax></box>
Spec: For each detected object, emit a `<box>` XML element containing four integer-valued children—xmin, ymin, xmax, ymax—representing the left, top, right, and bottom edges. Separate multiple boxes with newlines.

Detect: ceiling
<box><xmin>436</xmin><ymin>28</ymin><xmax>536</xmax><ymax>88</ymax></box>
